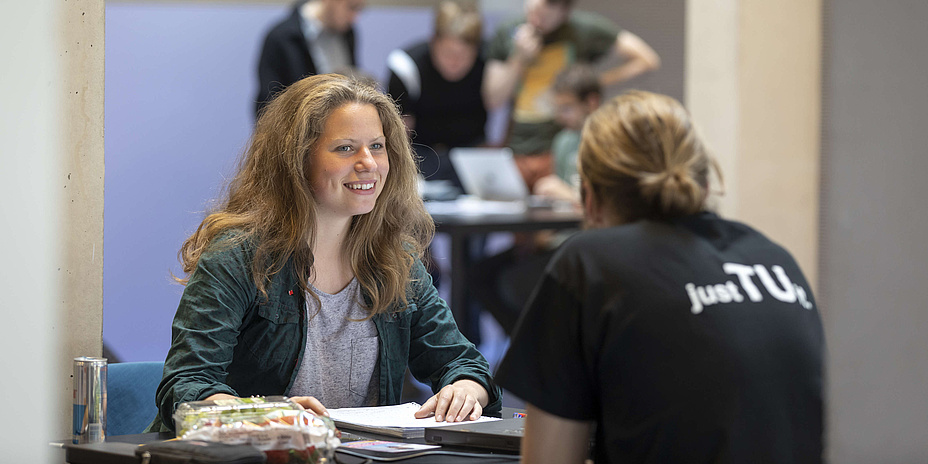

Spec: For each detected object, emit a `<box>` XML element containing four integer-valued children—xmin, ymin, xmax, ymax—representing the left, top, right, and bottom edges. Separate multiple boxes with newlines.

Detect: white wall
<box><xmin>0</xmin><ymin>2</ymin><xmax>61</xmax><ymax>457</ymax></box>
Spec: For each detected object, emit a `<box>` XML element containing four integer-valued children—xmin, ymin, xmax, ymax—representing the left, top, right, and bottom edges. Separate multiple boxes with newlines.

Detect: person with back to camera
<box><xmin>386</xmin><ymin>0</ymin><xmax>487</xmax><ymax>187</ymax></box>
<box><xmin>255</xmin><ymin>0</ymin><xmax>366</xmax><ymax>115</ymax></box>
<box><xmin>146</xmin><ymin>74</ymin><xmax>502</xmax><ymax>433</ymax></box>
<box><xmin>496</xmin><ymin>91</ymin><xmax>825</xmax><ymax>463</ymax></box>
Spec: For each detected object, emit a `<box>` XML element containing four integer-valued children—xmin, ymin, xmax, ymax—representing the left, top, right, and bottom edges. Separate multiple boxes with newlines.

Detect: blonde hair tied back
<box><xmin>580</xmin><ymin>90</ymin><xmax>717</xmax><ymax>221</ymax></box>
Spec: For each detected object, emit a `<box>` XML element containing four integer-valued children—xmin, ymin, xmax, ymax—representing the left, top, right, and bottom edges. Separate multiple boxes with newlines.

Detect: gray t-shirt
<box><xmin>289</xmin><ymin>278</ymin><xmax>380</xmax><ymax>408</ymax></box>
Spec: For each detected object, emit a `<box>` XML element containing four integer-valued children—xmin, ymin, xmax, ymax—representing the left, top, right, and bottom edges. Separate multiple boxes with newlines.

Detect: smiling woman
<box><xmin>308</xmin><ymin>102</ymin><xmax>389</xmax><ymax>226</ymax></box>
<box><xmin>146</xmin><ymin>74</ymin><xmax>502</xmax><ymax>433</ymax></box>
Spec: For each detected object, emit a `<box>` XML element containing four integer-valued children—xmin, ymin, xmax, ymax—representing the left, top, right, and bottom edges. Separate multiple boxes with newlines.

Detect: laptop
<box><xmin>449</xmin><ymin>148</ymin><xmax>529</xmax><ymax>202</ymax></box>
<box><xmin>423</xmin><ymin>417</ymin><xmax>524</xmax><ymax>453</ymax></box>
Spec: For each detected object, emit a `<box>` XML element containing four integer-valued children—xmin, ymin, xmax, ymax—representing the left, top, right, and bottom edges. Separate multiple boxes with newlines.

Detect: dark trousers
<box><xmin>470</xmin><ymin>246</ymin><xmax>555</xmax><ymax>335</ymax></box>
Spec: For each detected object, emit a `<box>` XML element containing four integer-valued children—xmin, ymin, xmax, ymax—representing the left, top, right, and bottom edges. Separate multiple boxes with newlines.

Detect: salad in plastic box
<box><xmin>173</xmin><ymin>396</ymin><xmax>340</xmax><ymax>464</ymax></box>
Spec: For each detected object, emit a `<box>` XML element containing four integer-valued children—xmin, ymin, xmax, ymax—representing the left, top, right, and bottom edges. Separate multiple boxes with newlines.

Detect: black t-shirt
<box><xmin>387</xmin><ymin>41</ymin><xmax>487</xmax><ymax>150</ymax></box>
<box><xmin>496</xmin><ymin>212</ymin><xmax>824</xmax><ymax>464</ymax></box>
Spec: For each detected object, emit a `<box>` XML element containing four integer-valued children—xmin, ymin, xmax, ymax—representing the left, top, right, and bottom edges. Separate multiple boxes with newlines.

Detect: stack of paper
<box><xmin>327</xmin><ymin>402</ymin><xmax>501</xmax><ymax>439</ymax></box>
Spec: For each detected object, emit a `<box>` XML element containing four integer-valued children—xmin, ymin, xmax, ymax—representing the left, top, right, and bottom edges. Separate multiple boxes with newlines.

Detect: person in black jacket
<box><xmin>256</xmin><ymin>0</ymin><xmax>365</xmax><ymax>116</ymax></box>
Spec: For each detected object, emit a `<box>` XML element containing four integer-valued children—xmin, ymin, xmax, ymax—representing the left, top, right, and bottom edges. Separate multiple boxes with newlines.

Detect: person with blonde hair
<box><xmin>147</xmin><ymin>74</ymin><xmax>501</xmax><ymax>433</ymax></box>
<box><xmin>386</xmin><ymin>0</ymin><xmax>487</xmax><ymax>185</ymax></box>
<box><xmin>496</xmin><ymin>91</ymin><xmax>825</xmax><ymax>463</ymax></box>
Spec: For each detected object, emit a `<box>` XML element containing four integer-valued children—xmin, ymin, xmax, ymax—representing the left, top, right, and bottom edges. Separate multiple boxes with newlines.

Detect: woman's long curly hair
<box><xmin>177</xmin><ymin>74</ymin><xmax>434</xmax><ymax>315</ymax></box>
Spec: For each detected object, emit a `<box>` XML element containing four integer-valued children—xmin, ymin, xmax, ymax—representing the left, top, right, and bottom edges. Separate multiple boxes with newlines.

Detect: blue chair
<box><xmin>107</xmin><ymin>361</ymin><xmax>164</xmax><ymax>436</ymax></box>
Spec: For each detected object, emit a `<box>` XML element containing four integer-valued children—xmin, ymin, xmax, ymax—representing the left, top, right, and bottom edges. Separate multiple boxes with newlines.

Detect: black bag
<box><xmin>135</xmin><ymin>440</ymin><xmax>267</xmax><ymax>464</ymax></box>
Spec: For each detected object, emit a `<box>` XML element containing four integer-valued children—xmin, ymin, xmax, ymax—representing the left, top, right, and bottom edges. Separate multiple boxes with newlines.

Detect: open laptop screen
<box><xmin>449</xmin><ymin>148</ymin><xmax>529</xmax><ymax>202</ymax></box>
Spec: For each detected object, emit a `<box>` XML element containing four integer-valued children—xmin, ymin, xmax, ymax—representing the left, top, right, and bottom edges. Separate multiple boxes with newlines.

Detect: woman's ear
<box><xmin>581</xmin><ymin>181</ymin><xmax>603</xmax><ymax>228</ymax></box>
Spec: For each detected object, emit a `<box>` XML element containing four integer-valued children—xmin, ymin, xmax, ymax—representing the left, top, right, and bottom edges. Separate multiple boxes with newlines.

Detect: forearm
<box><xmin>601</xmin><ymin>30</ymin><xmax>661</xmax><ymax>87</ymax></box>
<box><xmin>521</xmin><ymin>404</ymin><xmax>593</xmax><ymax>464</ymax></box>
<box><xmin>156</xmin><ymin>374</ymin><xmax>238</xmax><ymax>430</ymax></box>
<box><xmin>599</xmin><ymin>57</ymin><xmax>657</xmax><ymax>87</ymax></box>
<box><xmin>483</xmin><ymin>58</ymin><xmax>527</xmax><ymax>110</ymax></box>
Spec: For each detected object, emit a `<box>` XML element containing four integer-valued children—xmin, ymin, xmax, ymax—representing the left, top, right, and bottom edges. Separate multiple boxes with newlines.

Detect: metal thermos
<box><xmin>72</xmin><ymin>356</ymin><xmax>107</xmax><ymax>444</ymax></box>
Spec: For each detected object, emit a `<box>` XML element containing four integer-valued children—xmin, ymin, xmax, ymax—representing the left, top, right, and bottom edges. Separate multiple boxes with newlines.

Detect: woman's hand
<box><xmin>290</xmin><ymin>396</ymin><xmax>329</xmax><ymax>417</ymax></box>
<box><xmin>206</xmin><ymin>393</ymin><xmax>329</xmax><ymax>417</ymax></box>
<box><xmin>415</xmin><ymin>379</ymin><xmax>489</xmax><ymax>422</ymax></box>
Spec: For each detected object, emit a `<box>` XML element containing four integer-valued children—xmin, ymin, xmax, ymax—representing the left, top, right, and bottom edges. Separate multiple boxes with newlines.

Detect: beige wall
<box><xmin>60</xmin><ymin>0</ymin><xmax>107</xmax><ymax>440</ymax></box>
<box><xmin>738</xmin><ymin>1</ymin><xmax>821</xmax><ymax>287</ymax></box>
<box><xmin>686</xmin><ymin>0</ymin><xmax>822</xmax><ymax>287</ymax></box>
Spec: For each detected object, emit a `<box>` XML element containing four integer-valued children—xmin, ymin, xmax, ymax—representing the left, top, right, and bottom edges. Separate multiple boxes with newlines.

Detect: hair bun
<box><xmin>638</xmin><ymin>166</ymin><xmax>704</xmax><ymax>217</ymax></box>
<box><xmin>578</xmin><ymin>90</ymin><xmax>717</xmax><ymax>222</ymax></box>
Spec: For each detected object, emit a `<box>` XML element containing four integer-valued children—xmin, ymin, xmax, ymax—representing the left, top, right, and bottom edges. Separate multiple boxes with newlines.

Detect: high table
<box><xmin>430</xmin><ymin>205</ymin><xmax>582</xmax><ymax>342</ymax></box>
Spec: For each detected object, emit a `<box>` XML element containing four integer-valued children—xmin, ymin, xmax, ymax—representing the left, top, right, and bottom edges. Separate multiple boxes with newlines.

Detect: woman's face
<box><xmin>308</xmin><ymin>102</ymin><xmax>389</xmax><ymax>222</ymax></box>
<box><xmin>431</xmin><ymin>36</ymin><xmax>478</xmax><ymax>82</ymax></box>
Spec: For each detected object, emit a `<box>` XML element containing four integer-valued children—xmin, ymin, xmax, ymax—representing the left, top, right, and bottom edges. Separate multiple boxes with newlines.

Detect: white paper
<box><xmin>425</xmin><ymin>197</ymin><xmax>527</xmax><ymax>216</ymax></box>
<box><xmin>327</xmin><ymin>402</ymin><xmax>501</xmax><ymax>430</ymax></box>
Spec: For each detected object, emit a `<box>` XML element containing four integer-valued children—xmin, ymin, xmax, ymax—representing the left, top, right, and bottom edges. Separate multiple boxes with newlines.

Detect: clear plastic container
<box><xmin>173</xmin><ymin>396</ymin><xmax>339</xmax><ymax>464</ymax></box>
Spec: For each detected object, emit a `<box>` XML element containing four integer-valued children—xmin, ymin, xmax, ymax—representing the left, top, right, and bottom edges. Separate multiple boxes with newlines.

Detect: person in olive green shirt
<box><xmin>483</xmin><ymin>0</ymin><xmax>660</xmax><ymax>158</ymax></box>
<box><xmin>147</xmin><ymin>74</ymin><xmax>501</xmax><ymax>433</ymax></box>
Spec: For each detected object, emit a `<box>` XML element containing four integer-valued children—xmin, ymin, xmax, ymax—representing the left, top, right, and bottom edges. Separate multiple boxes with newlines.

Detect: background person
<box><xmin>483</xmin><ymin>0</ymin><xmax>660</xmax><ymax>186</ymax></box>
<box><xmin>385</xmin><ymin>1</ymin><xmax>486</xmax><ymax>332</ymax></box>
<box><xmin>387</xmin><ymin>0</ymin><xmax>487</xmax><ymax>187</ymax></box>
<box><xmin>496</xmin><ymin>91</ymin><xmax>825</xmax><ymax>463</ymax></box>
<box><xmin>534</xmin><ymin>63</ymin><xmax>602</xmax><ymax>203</ymax></box>
<box><xmin>255</xmin><ymin>0</ymin><xmax>366</xmax><ymax>115</ymax></box>
<box><xmin>148</xmin><ymin>74</ymin><xmax>502</xmax><ymax>433</ymax></box>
